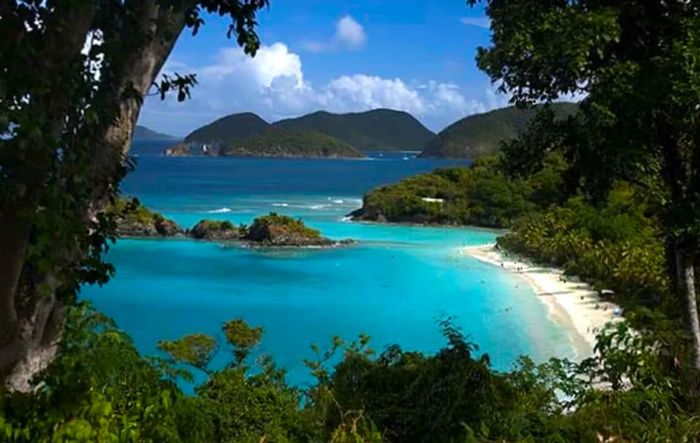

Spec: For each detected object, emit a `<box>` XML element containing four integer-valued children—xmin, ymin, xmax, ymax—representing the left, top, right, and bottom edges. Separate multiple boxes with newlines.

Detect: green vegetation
<box><xmin>189</xmin><ymin>220</ymin><xmax>241</xmax><ymax>241</ymax></box>
<box><xmin>133</xmin><ymin>126</ymin><xmax>178</xmax><ymax>141</ymax></box>
<box><xmin>109</xmin><ymin>197</ymin><xmax>183</xmax><ymax>237</ymax></box>
<box><xmin>471</xmin><ymin>0</ymin><xmax>700</xmax><ymax>372</ymax></box>
<box><xmin>184</xmin><ymin>112</ymin><xmax>271</xmax><ymax>145</ymax></box>
<box><xmin>352</xmin><ymin>152</ymin><xmax>566</xmax><ymax>228</ymax></box>
<box><xmin>275</xmin><ymin>109</ymin><xmax>435</xmax><ymax>151</ymax></box>
<box><xmin>222</xmin><ymin>128</ymin><xmax>365</xmax><ymax>158</ymax></box>
<box><xmin>0</xmin><ymin>0</ymin><xmax>269</xmax><ymax>384</ymax></box>
<box><xmin>109</xmin><ymin>197</ymin><xmax>161</xmax><ymax>226</ymax></box>
<box><xmin>356</xmin><ymin>148</ymin><xmax>671</xmax><ymax>316</ymax></box>
<box><xmin>420</xmin><ymin>103</ymin><xmax>577</xmax><ymax>159</ymax></box>
<box><xmin>499</xmin><ymin>186</ymin><xmax>670</xmax><ymax>311</ymax></box>
<box><xmin>5</xmin><ymin>1</ymin><xmax>700</xmax><ymax>442</ymax></box>
<box><xmin>3</xmin><ymin>306</ymin><xmax>699</xmax><ymax>442</ymax></box>
<box><xmin>244</xmin><ymin>212</ymin><xmax>332</xmax><ymax>246</ymax></box>
<box><xmin>181</xmin><ymin>109</ymin><xmax>435</xmax><ymax>154</ymax></box>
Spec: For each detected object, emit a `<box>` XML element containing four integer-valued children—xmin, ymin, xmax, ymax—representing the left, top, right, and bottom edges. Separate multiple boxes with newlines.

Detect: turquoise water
<box><xmin>82</xmin><ymin>143</ymin><xmax>574</xmax><ymax>386</ymax></box>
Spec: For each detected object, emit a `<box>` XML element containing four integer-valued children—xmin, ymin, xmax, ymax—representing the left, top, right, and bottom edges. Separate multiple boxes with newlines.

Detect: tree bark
<box><xmin>0</xmin><ymin>3</ymin><xmax>96</xmax><ymax>388</ymax></box>
<box><xmin>1</xmin><ymin>1</ymin><xmax>189</xmax><ymax>390</ymax></box>
<box><xmin>675</xmin><ymin>246</ymin><xmax>700</xmax><ymax>373</ymax></box>
<box><xmin>94</xmin><ymin>1</ymin><xmax>188</xmax><ymax>177</ymax></box>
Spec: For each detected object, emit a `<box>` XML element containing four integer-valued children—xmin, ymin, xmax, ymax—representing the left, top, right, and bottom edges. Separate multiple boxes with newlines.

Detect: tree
<box><xmin>469</xmin><ymin>0</ymin><xmax>700</xmax><ymax>381</ymax></box>
<box><xmin>0</xmin><ymin>0</ymin><xmax>268</xmax><ymax>389</ymax></box>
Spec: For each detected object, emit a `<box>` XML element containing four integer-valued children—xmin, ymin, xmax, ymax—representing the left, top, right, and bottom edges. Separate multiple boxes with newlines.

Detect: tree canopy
<box><xmin>469</xmin><ymin>0</ymin><xmax>700</xmax><ymax>377</ymax></box>
<box><xmin>0</xmin><ymin>0</ymin><xmax>269</xmax><ymax>388</ymax></box>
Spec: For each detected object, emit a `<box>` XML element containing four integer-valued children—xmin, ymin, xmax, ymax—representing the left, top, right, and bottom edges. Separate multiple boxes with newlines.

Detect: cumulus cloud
<box><xmin>140</xmin><ymin>42</ymin><xmax>503</xmax><ymax>135</ymax></box>
<box><xmin>335</xmin><ymin>16</ymin><xmax>367</xmax><ymax>49</ymax></box>
<box><xmin>302</xmin><ymin>15</ymin><xmax>367</xmax><ymax>52</ymax></box>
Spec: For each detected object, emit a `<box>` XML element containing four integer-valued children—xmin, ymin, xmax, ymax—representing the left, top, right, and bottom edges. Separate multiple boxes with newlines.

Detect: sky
<box><xmin>138</xmin><ymin>0</ymin><xmax>509</xmax><ymax>136</ymax></box>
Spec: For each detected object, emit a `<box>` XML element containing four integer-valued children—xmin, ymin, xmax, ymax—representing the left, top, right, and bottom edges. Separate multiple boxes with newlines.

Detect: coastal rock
<box><xmin>155</xmin><ymin>218</ymin><xmax>185</xmax><ymax>236</ymax></box>
<box><xmin>243</xmin><ymin>213</ymin><xmax>334</xmax><ymax>247</ymax></box>
<box><xmin>114</xmin><ymin>202</ymin><xmax>355</xmax><ymax>247</ymax></box>
<box><xmin>112</xmin><ymin>198</ymin><xmax>184</xmax><ymax>237</ymax></box>
<box><xmin>189</xmin><ymin>220</ymin><xmax>242</xmax><ymax>241</ymax></box>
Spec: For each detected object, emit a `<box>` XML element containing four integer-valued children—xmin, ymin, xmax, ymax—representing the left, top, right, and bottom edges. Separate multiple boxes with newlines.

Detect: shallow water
<box><xmin>81</xmin><ymin>142</ymin><xmax>574</xmax><ymax>386</ymax></box>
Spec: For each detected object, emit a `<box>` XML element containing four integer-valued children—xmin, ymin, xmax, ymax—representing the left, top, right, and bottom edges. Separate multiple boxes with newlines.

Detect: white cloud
<box><xmin>140</xmin><ymin>42</ymin><xmax>503</xmax><ymax>135</ymax></box>
<box><xmin>302</xmin><ymin>15</ymin><xmax>367</xmax><ymax>52</ymax></box>
<box><xmin>335</xmin><ymin>16</ymin><xmax>366</xmax><ymax>49</ymax></box>
<box><xmin>460</xmin><ymin>17</ymin><xmax>491</xmax><ymax>29</ymax></box>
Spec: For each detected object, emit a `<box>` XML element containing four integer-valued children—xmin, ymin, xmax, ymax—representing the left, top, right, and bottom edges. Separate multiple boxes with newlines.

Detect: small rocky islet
<box><xmin>111</xmin><ymin>198</ymin><xmax>352</xmax><ymax>247</ymax></box>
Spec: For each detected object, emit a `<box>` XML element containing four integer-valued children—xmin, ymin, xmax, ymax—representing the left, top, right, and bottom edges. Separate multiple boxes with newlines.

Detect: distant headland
<box><xmin>139</xmin><ymin>103</ymin><xmax>577</xmax><ymax>160</ymax></box>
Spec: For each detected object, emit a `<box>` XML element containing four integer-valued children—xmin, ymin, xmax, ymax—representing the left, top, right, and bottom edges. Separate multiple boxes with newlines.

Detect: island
<box><xmin>110</xmin><ymin>197</ymin><xmax>184</xmax><ymax>237</ymax></box>
<box><xmin>348</xmin><ymin>156</ymin><xmax>542</xmax><ymax>228</ymax></box>
<box><xmin>419</xmin><ymin>103</ymin><xmax>577</xmax><ymax>159</ymax></box>
<box><xmin>243</xmin><ymin>212</ymin><xmax>339</xmax><ymax>247</ymax></box>
<box><xmin>220</xmin><ymin>128</ymin><xmax>364</xmax><ymax>159</ymax></box>
<box><xmin>112</xmin><ymin>199</ymin><xmax>351</xmax><ymax>247</ymax></box>
<box><xmin>162</xmin><ymin>108</ymin><xmax>437</xmax><ymax>158</ymax></box>
<box><xmin>189</xmin><ymin>220</ymin><xmax>242</xmax><ymax>240</ymax></box>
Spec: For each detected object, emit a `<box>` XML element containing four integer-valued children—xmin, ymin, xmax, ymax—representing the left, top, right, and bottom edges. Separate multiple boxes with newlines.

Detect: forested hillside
<box><xmin>275</xmin><ymin>109</ymin><xmax>435</xmax><ymax>151</ymax></box>
<box><xmin>221</xmin><ymin>128</ymin><xmax>365</xmax><ymax>158</ymax></box>
<box><xmin>133</xmin><ymin>125</ymin><xmax>178</xmax><ymax>141</ymax></box>
<box><xmin>184</xmin><ymin>112</ymin><xmax>270</xmax><ymax>144</ymax></box>
<box><xmin>420</xmin><ymin>103</ymin><xmax>577</xmax><ymax>159</ymax></box>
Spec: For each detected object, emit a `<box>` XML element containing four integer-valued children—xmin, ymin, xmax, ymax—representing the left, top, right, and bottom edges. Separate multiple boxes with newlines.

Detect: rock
<box><xmin>189</xmin><ymin>220</ymin><xmax>241</xmax><ymax>241</ymax></box>
<box><xmin>243</xmin><ymin>213</ymin><xmax>334</xmax><ymax>247</ymax></box>
<box><xmin>155</xmin><ymin>218</ymin><xmax>184</xmax><ymax>236</ymax></box>
<box><xmin>112</xmin><ymin>197</ymin><xmax>184</xmax><ymax>238</ymax></box>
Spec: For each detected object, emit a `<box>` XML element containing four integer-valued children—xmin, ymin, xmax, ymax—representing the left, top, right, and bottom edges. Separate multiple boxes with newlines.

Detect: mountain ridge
<box><xmin>179</xmin><ymin>109</ymin><xmax>435</xmax><ymax>152</ymax></box>
<box><xmin>420</xmin><ymin>103</ymin><xmax>578</xmax><ymax>159</ymax></box>
<box><xmin>134</xmin><ymin>125</ymin><xmax>178</xmax><ymax>141</ymax></box>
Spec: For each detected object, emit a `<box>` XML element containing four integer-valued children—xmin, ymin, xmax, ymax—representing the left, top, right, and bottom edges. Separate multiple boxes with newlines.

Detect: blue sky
<box><xmin>139</xmin><ymin>0</ymin><xmax>509</xmax><ymax>136</ymax></box>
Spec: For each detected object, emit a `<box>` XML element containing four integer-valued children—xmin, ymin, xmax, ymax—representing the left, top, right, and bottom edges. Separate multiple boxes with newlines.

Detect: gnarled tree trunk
<box><xmin>0</xmin><ymin>3</ymin><xmax>97</xmax><ymax>390</ymax></box>
<box><xmin>1</xmin><ymin>1</ymin><xmax>189</xmax><ymax>391</ymax></box>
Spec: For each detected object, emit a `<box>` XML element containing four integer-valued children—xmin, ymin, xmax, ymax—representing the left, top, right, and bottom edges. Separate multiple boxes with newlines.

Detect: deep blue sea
<box><xmin>80</xmin><ymin>140</ymin><xmax>574</xmax><ymax>387</ymax></box>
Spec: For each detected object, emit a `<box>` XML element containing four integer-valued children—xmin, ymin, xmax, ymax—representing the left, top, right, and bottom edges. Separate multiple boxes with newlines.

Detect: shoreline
<box><xmin>462</xmin><ymin>244</ymin><xmax>621</xmax><ymax>360</ymax></box>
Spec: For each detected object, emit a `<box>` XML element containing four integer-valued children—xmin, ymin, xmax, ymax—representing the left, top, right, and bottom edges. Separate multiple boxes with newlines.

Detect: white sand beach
<box><xmin>462</xmin><ymin>244</ymin><xmax>621</xmax><ymax>360</ymax></box>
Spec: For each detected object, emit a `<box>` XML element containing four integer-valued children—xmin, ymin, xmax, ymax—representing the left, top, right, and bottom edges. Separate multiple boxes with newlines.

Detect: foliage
<box><xmin>244</xmin><ymin>212</ymin><xmax>327</xmax><ymax>245</ymax></box>
<box><xmin>181</xmin><ymin>109</ymin><xmax>434</xmax><ymax>153</ymax></box>
<box><xmin>4</xmin><ymin>307</ymin><xmax>700</xmax><ymax>442</ymax></box>
<box><xmin>0</xmin><ymin>305</ymin><xmax>212</xmax><ymax>442</ymax></box>
<box><xmin>498</xmin><ymin>183</ymin><xmax>670</xmax><ymax>309</ymax></box>
<box><xmin>274</xmin><ymin>109</ymin><xmax>435</xmax><ymax>151</ymax></box>
<box><xmin>189</xmin><ymin>219</ymin><xmax>240</xmax><ymax>240</ymax></box>
<box><xmin>108</xmin><ymin>197</ymin><xmax>183</xmax><ymax>237</ymax></box>
<box><xmin>223</xmin><ymin>128</ymin><xmax>365</xmax><ymax>158</ymax></box>
<box><xmin>184</xmin><ymin>112</ymin><xmax>270</xmax><ymax>145</ymax></box>
<box><xmin>0</xmin><ymin>0</ymin><xmax>270</xmax><ymax>383</ymax></box>
<box><xmin>109</xmin><ymin>197</ymin><xmax>163</xmax><ymax>226</ymax></box>
<box><xmin>420</xmin><ymin>102</ymin><xmax>577</xmax><ymax>159</ymax></box>
<box><xmin>469</xmin><ymin>0</ymin><xmax>700</xmax><ymax>369</ymax></box>
<box><xmin>353</xmin><ymin>153</ymin><xmax>567</xmax><ymax>228</ymax></box>
<box><xmin>158</xmin><ymin>334</ymin><xmax>218</xmax><ymax>376</ymax></box>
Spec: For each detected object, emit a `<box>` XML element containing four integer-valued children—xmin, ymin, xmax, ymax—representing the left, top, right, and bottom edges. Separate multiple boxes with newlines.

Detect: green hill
<box><xmin>420</xmin><ymin>103</ymin><xmax>578</xmax><ymax>159</ymax></box>
<box><xmin>221</xmin><ymin>127</ymin><xmax>365</xmax><ymax>158</ymax></box>
<box><xmin>184</xmin><ymin>112</ymin><xmax>270</xmax><ymax>144</ymax></box>
<box><xmin>133</xmin><ymin>125</ymin><xmax>178</xmax><ymax>141</ymax></box>
<box><xmin>274</xmin><ymin>109</ymin><xmax>434</xmax><ymax>151</ymax></box>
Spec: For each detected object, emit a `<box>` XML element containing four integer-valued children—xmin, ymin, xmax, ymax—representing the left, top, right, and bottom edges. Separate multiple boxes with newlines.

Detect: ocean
<box><xmin>80</xmin><ymin>140</ymin><xmax>574</xmax><ymax>387</ymax></box>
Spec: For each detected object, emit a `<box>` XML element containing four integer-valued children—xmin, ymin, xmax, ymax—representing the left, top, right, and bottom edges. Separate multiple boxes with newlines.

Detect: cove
<box><xmin>80</xmin><ymin>143</ymin><xmax>575</xmax><ymax>386</ymax></box>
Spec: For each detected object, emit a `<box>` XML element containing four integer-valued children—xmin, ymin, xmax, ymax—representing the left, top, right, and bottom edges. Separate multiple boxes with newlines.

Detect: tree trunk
<box><xmin>0</xmin><ymin>3</ymin><xmax>96</xmax><ymax>388</ymax></box>
<box><xmin>675</xmin><ymin>246</ymin><xmax>700</xmax><ymax>374</ymax></box>
<box><xmin>93</xmin><ymin>3</ymin><xmax>187</xmax><ymax>178</ymax></box>
<box><xmin>1</xmin><ymin>1</ymin><xmax>188</xmax><ymax>390</ymax></box>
